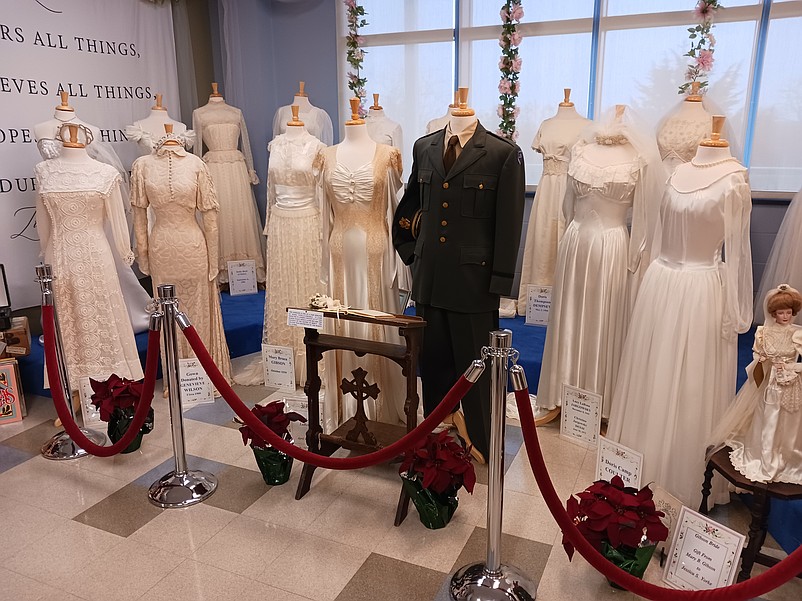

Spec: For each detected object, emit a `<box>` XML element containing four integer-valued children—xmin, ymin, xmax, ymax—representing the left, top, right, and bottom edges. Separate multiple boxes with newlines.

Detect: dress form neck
<box><xmin>337</xmin><ymin>123</ymin><xmax>377</xmax><ymax>171</ymax></box>
<box><xmin>449</xmin><ymin>114</ymin><xmax>478</xmax><ymax>135</ymax></box>
<box><xmin>208</xmin><ymin>96</ymin><xmax>225</xmax><ymax>104</ymax></box>
<box><xmin>672</xmin><ymin>144</ymin><xmax>742</xmax><ymax>191</ymax></box>
<box><xmin>59</xmin><ymin>145</ymin><xmax>93</xmax><ymax>164</ymax></box>
<box><xmin>554</xmin><ymin>105</ymin><xmax>583</xmax><ymax>120</ymax></box>
<box><xmin>368</xmin><ymin>108</ymin><xmax>385</xmax><ymax>119</ymax></box>
<box><xmin>675</xmin><ymin>99</ymin><xmax>711</xmax><ymax>120</ymax></box>
<box><xmin>284</xmin><ymin>124</ymin><xmax>307</xmax><ymax>140</ymax></box>
<box><xmin>294</xmin><ymin>95</ymin><xmax>313</xmax><ymax>112</ymax></box>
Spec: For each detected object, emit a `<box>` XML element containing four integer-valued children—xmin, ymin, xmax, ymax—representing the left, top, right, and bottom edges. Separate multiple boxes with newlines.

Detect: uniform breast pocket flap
<box><xmin>418</xmin><ymin>169</ymin><xmax>433</xmax><ymax>211</ymax></box>
<box><xmin>461</xmin><ymin>174</ymin><xmax>498</xmax><ymax>218</ymax></box>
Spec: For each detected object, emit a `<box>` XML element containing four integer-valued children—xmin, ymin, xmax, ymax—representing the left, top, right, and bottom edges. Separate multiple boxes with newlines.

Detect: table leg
<box><xmin>738</xmin><ymin>489</ymin><xmax>770</xmax><ymax>582</ymax></box>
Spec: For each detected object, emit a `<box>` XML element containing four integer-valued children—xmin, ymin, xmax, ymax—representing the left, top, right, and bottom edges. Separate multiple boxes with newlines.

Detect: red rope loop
<box><xmin>181</xmin><ymin>324</ymin><xmax>475</xmax><ymax>470</ymax></box>
<box><xmin>42</xmin><ymin>304</ymin><xmax>160</xmax><ymax>458</ymax></box>
<box><xmin>513</xmin><ymin>387</ymin><xmax>802</xmax><ymax>600</ymax></box>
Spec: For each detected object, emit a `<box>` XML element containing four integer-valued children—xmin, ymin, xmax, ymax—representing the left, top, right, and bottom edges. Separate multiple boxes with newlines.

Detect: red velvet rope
<box><xmin>42</xmin><ymin>304</ymin><xmax>160</xmax><ymax>458</ymax></box>
<box><xmin>513</xmin><ymin>387</ymin><xmax>802</xmax><ymax>599</ymax></box>
<box><xmin>182</xmin><ymin>324</ymin><xmax>475</xmax><ymax>470</ymax></box>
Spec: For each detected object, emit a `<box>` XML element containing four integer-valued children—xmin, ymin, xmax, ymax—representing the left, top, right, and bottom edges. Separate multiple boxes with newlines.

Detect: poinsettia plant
<box><xmin>400</xmin><ymin>430</ymin><xmax>476</xmax><ymax>495</ymax></box>
<box><xmin>563</xmin><ymin>476</ymin><xmax>669</xmax><ymax>560</ymax></box>
<box><xmin>90</xmin><ymin>374</ymin><xmax>145</xmax><ymax>422</ymax></box>
<box><xmin>239</xmin><ymin>401</ymin><xmax>307</xmax><ymax>449</ymax></box>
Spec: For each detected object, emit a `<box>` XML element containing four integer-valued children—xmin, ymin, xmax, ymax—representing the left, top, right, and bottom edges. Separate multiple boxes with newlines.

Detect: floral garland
<box><xmin>678</xmin><ymin>0</ymin><xmax>722</xmax><ymax>95</ymax></box>
<box><xmin>344</xmin><ymin>0</ymin><xmax>368</xmax><ymax>118</ymax></box>
<box><xmin>497</xmin><ymin>1</ymin><xmax>524</xmax><ymax>141</ymax></box>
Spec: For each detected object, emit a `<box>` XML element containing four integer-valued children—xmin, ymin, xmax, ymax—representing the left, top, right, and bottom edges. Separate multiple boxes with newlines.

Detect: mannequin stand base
<box><xmin>534</xmin><ymin>407</ymin><xmax>561</xmax><ymax>427</ymax></box>
<box><xmin>148</xmin><ymin>469</ymin><xmax>217</xmax><ymax>508</ymax></box>
<box><xmin>449</xmin><ymin>562</ymin><xmax>537</xmax><ymax>600</ymax></box>
<box><xmin>41</xmin><ymin>429</ymin><xmax>107</xmax><ymax>460</ymax></box>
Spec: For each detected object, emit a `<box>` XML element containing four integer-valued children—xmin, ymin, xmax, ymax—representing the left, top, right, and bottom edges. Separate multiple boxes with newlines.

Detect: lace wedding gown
<box><xmin>263</xmin><ymin>131</ymin><xmax>326</xmax><ymax>385</ymax></box>
<box><xmin>657</xmin><ymin>107</ymin><xmax>711</xmax><ymax>172</ymax></box>
<box><xmin>193</xmin><ymin>101</ymin><xmax>265</xmax><ymax>284</ymax></box>
<box><xmin>34</xmin><ymin>157</ymin><xmax>143</xmax><ymax>390</ymax></box>
<box><xmin>314</xmin><ymin>143</ymin><xmax>408</xmax><ymax>432</ymax></box>
<box><xmin>517</xmin><ymin>115</ymin><xmax>589</xmax><ymax>309</ymax></box>
<box><xmin>273</xmin><ymin>105</ymin><xmax>333</xmax><ymax>146</ymax></box>
<box><xmin>131</xmin><ymin>143</ymin><xmax>232</xmax><ymax>384</ymax></box>
<box><xmin>608</xmin><ymin>167</ymin><xmax>752</xmax><ymax>507</ymax></box>
<box><xmin>537</xmin><ymin>140</ymin><xmax>646</xmax><ymax>419</ymax></box>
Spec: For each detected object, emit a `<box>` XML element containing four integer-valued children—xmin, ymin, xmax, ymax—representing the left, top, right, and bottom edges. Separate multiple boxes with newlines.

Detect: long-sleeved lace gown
<box><xmin>34</xmin><ymin>158</ymin><xmax>143</xmax><ymax>390</ymax></box>
<box><xmin>131</xmin><ymin>143</ymin><xmax>232</xmax><ymax>384</ymax></box>
<box><xmin>193</xmin><ymin>101</ymin><xmax>265</xmax><ymax>284</ymax></box>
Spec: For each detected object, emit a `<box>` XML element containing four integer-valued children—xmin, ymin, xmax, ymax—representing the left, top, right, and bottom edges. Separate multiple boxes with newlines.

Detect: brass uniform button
<box><xmin>442</xmin><ymin>202</ymin><xmax>449</xmax><ymax>208</ymax></box>
<box><xmin>481</xmin><ymin>261</ymin><xmax>487</xmax><ymax>266</ymax></box>
<box><xmin>479</xmin><ymin>183</ymin><xmax>484</xmax><ymax>189</ymax></box>
<box><xmin>441</xmin><ymin>220</ymin><xmax>447</xmax><ymax>226</ymax></box>
<box><xmin>439</xmin><ymin>236</ymin><xmax>446</xmax><ymax>243</ymax></box>
<box><xmin>442</xmin><ymin>182</ymin><xmax>449</xmax><ymax>189</ymax></box>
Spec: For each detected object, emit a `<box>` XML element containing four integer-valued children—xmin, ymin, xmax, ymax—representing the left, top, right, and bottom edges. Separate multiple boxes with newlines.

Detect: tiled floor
<box><xmin>1</xmin><ymin>381</ymin><xmax>800</xmax><ymax>601</ymax></box>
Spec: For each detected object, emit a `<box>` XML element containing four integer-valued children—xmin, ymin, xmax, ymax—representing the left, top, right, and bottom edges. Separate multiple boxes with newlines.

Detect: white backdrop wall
<box><xmin>0</xmin><ymin>0</ymin><xmax>179</xmax><ymax>308</ymax></box>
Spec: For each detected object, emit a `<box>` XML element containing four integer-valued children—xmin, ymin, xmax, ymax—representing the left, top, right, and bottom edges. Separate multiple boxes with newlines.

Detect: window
<box><xmin>340</xmin><ymin>0</ymin><xmax>802</xmax><ymax>192</ymax></box>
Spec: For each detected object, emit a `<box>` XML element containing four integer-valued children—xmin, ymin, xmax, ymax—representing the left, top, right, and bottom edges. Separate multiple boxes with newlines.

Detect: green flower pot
<box><xmin>107</xmin><ymin>407</ymin><xmax>154</xmax><ymax>454</ymax></box>
<box><xmin>251</xmin><ymin>442</ymin><xmax>293</xmax><ymax>485</ymax></box>
<box><xmin>602</xmin><ymin>541</ymin><xmax>657</xmax><ymax>589</ymax></box>
<box><xmin>401</xmin><ymin>475</ymin><xmax>459</xmax><ymax>530</ymax></box>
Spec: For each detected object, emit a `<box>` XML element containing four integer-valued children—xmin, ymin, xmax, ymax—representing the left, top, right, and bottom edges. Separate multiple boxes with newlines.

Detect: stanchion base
<box><xmin>450</xmin><ymin>563</ymin><xmax>537</xmax><ymax>600</ymax></box>
<box><xmin>148</xmin><ymin>470</ymin><xmax>217</xmax><ymax>508</ymax></box>
<box><xmin>41</xmin><ymin>429</ymin><xmax>107</xmax><ymax>460</ymax></box>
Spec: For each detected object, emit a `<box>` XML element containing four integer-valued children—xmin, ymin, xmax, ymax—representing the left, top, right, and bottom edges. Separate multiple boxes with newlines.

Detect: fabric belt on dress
<box><xmin>203</xmin><ymin>149</ymin><xmax>245</xmax><ymax>163</ymax></box>
<box><xmin>542</xmin><ymin>156</ymin><xmax>569</xmax><ymax>176</ymax></box>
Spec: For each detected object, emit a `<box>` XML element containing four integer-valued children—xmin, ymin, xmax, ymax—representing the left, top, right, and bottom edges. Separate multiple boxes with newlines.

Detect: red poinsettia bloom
<box><xmin>240</xmin><ymin>401</ymin><xmax>307</xmax><ymax>448</ymax></box>
<box><xmin>90</xmin><ymin>374</ymin><xmax>145</xmax><ymax>422</ymax></box>
<box><xmin>399</xmin><ymin>430</ymin><xmax>476</xmax><ymax>495</ymax></box>
<box><xmin>563</xmin><ymin>475</ymin><xmax>669</xmax><ymax>561</ymax></box>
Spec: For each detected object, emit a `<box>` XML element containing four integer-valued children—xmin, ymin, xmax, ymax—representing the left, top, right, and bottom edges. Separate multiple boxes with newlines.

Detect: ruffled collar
<box><xmin>155</xmin><ymin>142</ymin><xmax>187</xmax><ymax>157</ymax></box>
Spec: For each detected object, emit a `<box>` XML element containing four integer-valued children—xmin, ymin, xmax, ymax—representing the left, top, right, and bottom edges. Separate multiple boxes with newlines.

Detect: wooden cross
<box><xmin>341</xmin><ymin>367</ymin><xmax>380</xmax><ymax>446</ymax></box>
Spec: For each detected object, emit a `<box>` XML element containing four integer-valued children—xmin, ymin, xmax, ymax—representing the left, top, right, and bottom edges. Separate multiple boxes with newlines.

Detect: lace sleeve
<box><xmin>197</xmin><ymin>164</ymin><xmax>220</xmax><ymax>280</ymax></box>
<box><xmin>103</xmin><ymin>175</ymin><xmax>135</xmax><ymax>266</ymax></box>
<box><xmin>129</xmin><ymin>160</ymin><xmax>150</xmax><ymax>274</ymax></box>
<box><xmin>314</xmin><ymin>149</ymin><xmax>331</xmax><ymax>285</ymax></box>
<box><xmin>191</xmin><ymin>109</ymin><xmax>203</xmax><ymax>157</ymax></box>
<box><xmin>239</xmin><ymin>110</ymin><xmax>259</xmax><ymax>185</ymax></box>
<box><xmin>721</xmin><ymin>177</ymin><xmax>753</xmax><ymax>338</ymax></box>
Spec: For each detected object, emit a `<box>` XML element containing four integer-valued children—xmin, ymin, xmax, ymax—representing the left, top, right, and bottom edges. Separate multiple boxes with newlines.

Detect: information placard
<box><xmin>559</xmin><ymin>384</ymin><xmax>602</xmax><ymax>449</ymax></box>
<box><xmin>77</xmin><ymin>376</ymin><xmax>104</xmax><ymax>428</ymax></box>
<box><xmin>227</xmin><ymin>260</ymin><xmax>258</xmax><ymax>296</ymax></box>
<box><xmin>262</xmin><ymin>344</ymin><xmax>295</xmax><ymax>392</ymax></box>
<box><xmin>525</xmin><ymin>285</ymin><xmax>552</xmax><ymax>326</ymax></box>
<box><xmin>595</xmin><ymin>436</ymin><xmax>643</xmax><ymax>489</ymax></box>
<box><xmin>287</xmin><ymin>308</ymin><xmax>324</xmax><ymax>329</ymax></box>
<box><xmin>179</xmin><ymin>357</ymin><xmax>214</xmax><ymax>407</ymax></box>
<box><xmin>653</xmin><ymin>486</ymin><xmax>683</xmax><ymax>558</ymax></box>
<box><xmin>663</xmin><ymin>507</ymin><xmax>745</xmax><ymax>591</ymax></box>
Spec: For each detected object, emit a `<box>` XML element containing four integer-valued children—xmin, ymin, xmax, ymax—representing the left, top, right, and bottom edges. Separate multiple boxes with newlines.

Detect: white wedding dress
<box><xmin>273</xmin><ymin>105</ymin><xmax>333</xmax><ymax>146</ymax></box>
<box><xmin>262</xmin><ymin>131</ymin><xmax>326</xmax><ymax>384</ymax></box>
<box><xmin>608</xmin><ymin>166</ymin><xmax>753</xmax><ymax>508</ymax></box>
<box><xmin>517</xmin><ymin>114</ymin><xmax>589</xmax><ymax>309</ymax></box>
<box><xmin>35</xmin><ymin>157</ymin><xmax>143</xmax><ymax>390</ymax></box>
<box><xmin>656</xmin><ymin>105</ymin><xmax>712</xmax><ymax>172</ymax></box>
<box><xmin>366</xmin><ymin>110</ymin><xmax>403</xmax><ymax>149</ymax></box>
<box><xmin>193</xmin><ymin>101</ymin><xmax>265</xmax><ymax>284</ymax></box>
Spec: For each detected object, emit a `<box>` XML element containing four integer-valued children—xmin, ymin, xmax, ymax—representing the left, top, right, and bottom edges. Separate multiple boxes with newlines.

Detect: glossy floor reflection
<box><xmin>0</xmin><ymin>385</ymin><xmax>800</xmax><ymax>601</ymax></box>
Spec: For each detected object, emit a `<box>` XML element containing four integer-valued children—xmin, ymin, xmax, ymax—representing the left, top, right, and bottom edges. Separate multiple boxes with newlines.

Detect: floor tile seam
<box><xmin>3</xmin><ymin>561</ymin><xmax>94</xmax><ymax>600</ymax></box>
<box><xmin>135</xmin><ymin>557</ymin><xmax>190</xmax><ymax>601</ymax></box>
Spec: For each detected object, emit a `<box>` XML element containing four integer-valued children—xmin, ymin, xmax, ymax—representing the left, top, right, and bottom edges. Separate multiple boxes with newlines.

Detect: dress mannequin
<box><xmin>272</xmin><ymin>81</ymin><xmax>334</xmax><ymax>145</ymax></box>
<box><xmin>537</xmin><ymin>105</ymin><xmax>665</xmax><ymax>422</ymax></box>
<box><xmin>608</xmin><ymin>116</ymin><xmax>752</xmax><ymax>508</ymax></box>
<box><xmin>657</xmin><ymin>82</ymin><xmax>713</xmax><ymax>171</ymax></box>
<box><xmin>34</xmin><ymin>92</ymin><xmax>151</xmax><ymax>333</ymax></box>
<box><xmin>125</xmin><ymin>94</ymin><xmax>191</xmax><ymax>155</ymax></box>
<box><xmin>366</xmin><ymin>94</ymin><xmax>403</xmax><ymax>149</ymax></box>
<box><xmin>518</xmin><ymin>89</ymin><xmax>591</xmax><ymax>311</ymax></box>
<box><xmin>425</xmin><ymin>90</ymin><xmax>458</xmax><ymax>134</ymax></box>
<box><xmin>393</xmin><ymin>87</ymin><xmax>526</xmax><ymax>462</ymax></box>
<box><xmin>315</xmin><ymin>98</ymin><xmax>408</xmax><ymax>433</ymax></box>
<box><xmin>35</xmin><ymin>123</ymin><xmax>143</xmax><ymax>393</ymax></box>
<box><xmin>193</xmin><ymin>82</ymin><xmax>265</xmax><ymax>285</ymax></box>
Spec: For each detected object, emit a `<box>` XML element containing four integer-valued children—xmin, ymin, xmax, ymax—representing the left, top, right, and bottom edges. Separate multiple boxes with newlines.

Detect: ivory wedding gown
<box><xmin>314</xmin><ymin>143</ymin><xmax>409</xmax><ymax>432</ymax></box>
<box><xmin>608</xmin><ymin>166</ymin><xmax>752</xmax><ymax>508</ymax></box>
<box><xmin>34</xmin><ymin>157</ymin><xmax>143</xmax><ymax>389</ymax></box>
<box><xmin>131</xmin><ymin>142</ymin><xmax>232</xmax><ymax>384</ymax></box>
<box><xmin>193</xmin><ymin>101</ymin><xmax>265</xmax><ymax>284</ymax></box>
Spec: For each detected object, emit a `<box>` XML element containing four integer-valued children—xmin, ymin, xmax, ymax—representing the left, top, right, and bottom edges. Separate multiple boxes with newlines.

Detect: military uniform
<box><xmin>393</xmin><ymin>122</ymin><xmax>525</xmax><ymax>457</ymax></box>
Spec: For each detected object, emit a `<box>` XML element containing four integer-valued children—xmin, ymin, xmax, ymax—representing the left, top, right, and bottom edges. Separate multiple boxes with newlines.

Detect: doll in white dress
<box><xmin>711</xmin><ymin>285</ymin><xmax>802</xmax><ymax>484</ymax></box>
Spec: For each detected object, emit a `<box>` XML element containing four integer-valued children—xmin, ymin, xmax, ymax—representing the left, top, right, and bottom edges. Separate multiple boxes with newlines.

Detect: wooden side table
<box><xmin>700</xmin><ymin>446</ymin><xmax>802</xmax><ymax>582</ymax></box>
<box><xmin>292</xmin><ymin>309</ymin><xmax>425</xmax><ymax>526</ymax></box>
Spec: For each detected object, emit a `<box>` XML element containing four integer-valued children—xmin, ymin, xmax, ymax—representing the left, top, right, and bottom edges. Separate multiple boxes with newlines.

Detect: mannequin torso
<box><xmin>284</xmin><ymin>122</ymin><xmax>307</xmax><ymax>140</ymax></box>
<box><xmin>133</xmin><ymin>108</ymin><xmax>186</xmax><ymax>141</ymax></box>
<box><xmin>582</xmin><ymin>141</ymin><xmax>637</xmax><ymax>167</ymax></box>
<box><xmin>294</xmin><ymin>95</ymin><xmax>313</xmax><ymax>113</ymax></box>
<box><xmin>672</xmin><ymin>144</ymin><xmax>743</xmax><ymax>192</ymax></box>
<box><xmin>336</xmin><ymin>123</ymin><xmax>377</xmax><ymax>171</ymax></box>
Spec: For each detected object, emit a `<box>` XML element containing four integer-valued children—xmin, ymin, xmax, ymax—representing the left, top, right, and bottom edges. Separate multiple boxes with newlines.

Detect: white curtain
<box><xmin>218</xmin><ymin>0</ymin><xmax>247</xmax><ymax>109</ymax></box>
<box><xmin>172</xmin><ymin>0</ymin><xmax>198</xmax><ymax>125</ymax></box>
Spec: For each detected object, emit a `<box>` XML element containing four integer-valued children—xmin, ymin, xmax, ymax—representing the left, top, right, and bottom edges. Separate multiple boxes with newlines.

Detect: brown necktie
<box><xmin>443</xmin><ymin>135</ymin><xmax>460</xmax><ymax>173</ymax></box>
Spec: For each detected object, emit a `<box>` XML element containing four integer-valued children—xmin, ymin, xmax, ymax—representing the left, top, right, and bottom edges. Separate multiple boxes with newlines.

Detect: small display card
<box><xmin>287</xmin><ymin>308</ymin><xmax>324</xmax><ymax>330</ymax></box>
<box><xmin>77</xmin><ymin>376</ymin><xmax>104</xmax><ymax>428</ymax></box>
<box><xmin>653</xmin><ymin>486</ymin><xmax>684</xmax><ymax>559</ymax></box>
<box><xmin>525</xmin><ymin>285</ymin><xmax>552</xmax><ymax>326</ymax></box>
<box><xmin>227</xmin><ymin>260</ymin><xmax>258</xmax><ymax>296</ymax></box>
<box><xmin>595</xmin><ymin>435</ymin><xmax>643</xmax><ymax>489</ymax></box>
<box><xmin>560</xmin><ymin>384</ymin><xmax>602</xmax><ymax>449</ymax></box>
<box><xmin>262</xmin><ymin>344</ymin><xmax>295</xmax><ymax>392</ymax></box>
<box><xmin>663</xmin><ymin>507</ymin><xmax>745</xmax><ymax>590</ymax></box>
<box><xmin>179</xmin><ymin>357</ymin><xmax>215</xmax><ymax>407</ymax></box>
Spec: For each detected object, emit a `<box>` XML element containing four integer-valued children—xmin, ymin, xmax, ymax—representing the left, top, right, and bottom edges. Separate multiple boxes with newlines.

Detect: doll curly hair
<box><xmin>767</xmin><ymin>284</ymin><xmax>802</xmax><ymax>317</ymax></box>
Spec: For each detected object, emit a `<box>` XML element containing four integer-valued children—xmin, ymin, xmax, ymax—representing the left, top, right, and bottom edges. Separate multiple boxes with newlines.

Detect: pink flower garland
<box><xmin>679</xmin><ymin>0</ymin><xmax>721</xmax><ymax>95</ymax></box>
<box><xmin>497</xmin><ymin>1</ymin><xmax>524</xmax><ymax>141</ymax></box>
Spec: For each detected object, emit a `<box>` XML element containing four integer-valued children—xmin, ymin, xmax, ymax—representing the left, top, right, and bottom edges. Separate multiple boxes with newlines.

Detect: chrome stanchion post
<box><xmin>148</xmin><ymin>284</ymin><xmax>217</xmax><ymax>508</ymax></box>
<box><xmin>36</xmin><ymin>263</ymin><xmax>107</xmax><ymax>460</ymax></box>
<box><xmin>450</xmin><ymin>330</ymin><xmax>537</xmax><ymax>600</ymax></box>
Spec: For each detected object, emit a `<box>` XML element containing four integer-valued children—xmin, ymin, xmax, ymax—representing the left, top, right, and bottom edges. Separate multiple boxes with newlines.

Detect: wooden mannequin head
<box><xmin>57</xmin><ymin>90</ymin><xmax>74</xmax><ymax>112</ymax></box>
<box><xmin>345</xmin><ymin>97</ymin><xmax>365</xmax><ymax>125</ymax></box>
<box><xmin>371</xmin><ymin>93</ymin><xmax>382</xmax><ymax>110</ymax></box>
<box><xmin>560</xmin><ymin>88</ymin><xmax>574</xmax><ymax>107</ymax></box>
<box><xmin>210</xmin><ymin>82</ymin><xmax>223</xmax><ymax>98</ymax></box>
<box><xmin>452</xmin><ymin>87</ymin><xmax>475</xmax><ymax>117</ymax></box>
<box><xmin>287</xmin><ymin>104</ymin><xmax>305</xmax><ymax>127</ymax></box>
<box><xmin>700</xmin><ymin>115</ymin><xmax>729</xmax><ymax>148</ymax></box>
<box><xmin>153</xmin><ymin>93</ymin><xmax>167</xmax><ymax>111</ymax></box>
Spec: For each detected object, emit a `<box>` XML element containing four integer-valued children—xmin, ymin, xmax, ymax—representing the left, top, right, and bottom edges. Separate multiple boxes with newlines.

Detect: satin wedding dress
<box><xmin>193</xmin><ymin>101</ymin><xmax>265</xmax><ymax>284</ymax></box>
<box><xmin>314</xmin><ymin>143</ymin><xmax>408</xmax><ymax>432</ymax></box>
<box><xmin>131</xmin><ymin>141</ymin><xmax>232</xmax><ymax>384</ymax></box>
<box><xmin>608</xmin><ymin>165</ymin><xmax>752</xmax><ymax>507</ymax></box>
<box><xmin>35</xmin><ymin>157</ymin><xmax>143</xmax><ymax>389</ymax></box>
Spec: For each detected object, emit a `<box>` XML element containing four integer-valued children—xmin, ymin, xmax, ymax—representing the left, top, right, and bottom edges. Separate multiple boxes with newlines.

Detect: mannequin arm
<box><xmin>239</xmin><ymin>110</ymin><xmax>259</xmax><ymax>185</ymax></box>
<box><xmin>191</xmin><ymin>109</ymin><xmax>203</xmax><ymax>157</ymax></box>
<box><xmin>130</xmin><ymin>160</ymin><xmax>150</xmax><ymax>274</ymax></box>
<box><xmin>722</xmin><ymin>179</ymin><xmax>753</xmax><ymax>337</ymax></box>
<box><xmin>322</xmin><ymin>112</ymin><xmax>334</xmax><ymax>146</ymax></box>
<box><xmin>490</xmin><ymin>145</ymin><xmax>526</xmax><ymax>295</ymax></box>
<box><xmin>104</xmin><ymin>177</ymin><xmax>135</xmax><ymax>266</ymax></box>
<box><xmin>197</xmin><ymin>165</ymin><xmax>221</xmax><ymax>280</ymax></box>
<box><xmin>35</xmin><ymin>194</ymin><xmax>51</xmax><ymax>256</ymax></box>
